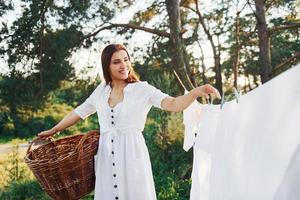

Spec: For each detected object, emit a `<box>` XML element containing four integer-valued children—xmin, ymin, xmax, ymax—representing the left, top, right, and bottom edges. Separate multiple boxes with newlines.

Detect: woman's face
<box><xmin>109</xmin><ymin>50</ymin><xmax>131</xmax><ymax>82</ymax></box>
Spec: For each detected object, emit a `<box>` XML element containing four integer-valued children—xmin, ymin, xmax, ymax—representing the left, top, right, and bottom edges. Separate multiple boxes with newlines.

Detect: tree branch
<box><xmin>273</xmin><ymin>52</ymin><xmax>300</xmax><ymax>74</ymax></box>
<box><xmin>112</xmin><ymin>23</ymin><xmax>170</xmax><ymax>37</ymax></box>
<box><xmin>246</xmin><ymin>0</ymin><xmax>257</xmax><ymax>19</ymax></box>
<box><xmin>81</xmin><ymin>23</ymin><xmax>170</xmax><ymax>43</ymax></box>
<box><xmin>238</xmin><ymin>28</ymin><xmax>257</xmax><ymax>48</ymax></box>
<box><xmin>269</xmin><ymin>23</ymin><xmax>300</xmax><ymax>35</ymax></box>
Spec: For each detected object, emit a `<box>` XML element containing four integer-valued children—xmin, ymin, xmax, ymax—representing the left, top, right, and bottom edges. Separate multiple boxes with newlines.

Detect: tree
<box><xmin>254</xmin><ymin>0</ymin><xmax>300</xmax><ymax>82</ymax></box>
<box><xmin>165</xmin><ymin>0</ymin><xmax>194</xmax><ymax>91</ymax></box>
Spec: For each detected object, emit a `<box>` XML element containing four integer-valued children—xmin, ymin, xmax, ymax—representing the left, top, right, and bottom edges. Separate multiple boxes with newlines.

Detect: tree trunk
<box><xmin>233</xmin><ymin>12</ymin><xmax>241</xmax><ymax>88</ymax></box>
<box><xmin>255</xmin><ymin>0</ymin><xmax>272</xmax><ymax>83</ymax></box>
<box><xmin>165</xmin><ymin>0</ymin><xmax>194</xmax><ymax>92</ymax></box>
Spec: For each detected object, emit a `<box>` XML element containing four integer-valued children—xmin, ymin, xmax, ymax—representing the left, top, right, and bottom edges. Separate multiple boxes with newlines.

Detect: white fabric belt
<box><xmin>100</xmin><ymin>127</ymin><xmax>142</xmax><ymax>136</ymax></box>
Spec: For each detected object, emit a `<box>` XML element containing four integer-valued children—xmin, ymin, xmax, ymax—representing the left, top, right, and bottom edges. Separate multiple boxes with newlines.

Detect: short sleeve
<box><xmin>74</xmin><ymin>83</ymin><xmax>104</xmax><ymax>119</ymax></box>
<box><xmin>183</xmin><ymin>94</ymin><xmax>203</xmax><ymax>151</ymax></box>
<box><xmin>145</xmin><ymin>82</ymin><xmax>169</xmax><ymax>109</ymax></box>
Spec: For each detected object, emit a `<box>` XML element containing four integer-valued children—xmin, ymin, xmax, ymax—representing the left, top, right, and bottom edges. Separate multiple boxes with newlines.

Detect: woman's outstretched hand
<box><xmin>161</xmin><ymin>84</ymin><xmax>221</xmax><ymax>112</ymax></box>
<box><xmin>194</xmin><ymin>84</ymin><xmax>221</xmax><ymax>99</ymax></box>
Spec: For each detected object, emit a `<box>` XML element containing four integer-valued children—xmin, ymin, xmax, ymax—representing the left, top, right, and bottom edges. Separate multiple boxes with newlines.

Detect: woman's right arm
<box><xmin>37</xmin><ymin>111</ymin><xmax>81</xmax><ymax>139</ymax></box>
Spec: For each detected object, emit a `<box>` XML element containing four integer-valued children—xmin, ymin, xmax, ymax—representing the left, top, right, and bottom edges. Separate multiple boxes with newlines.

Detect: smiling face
<box><xmin>101</xmin><ymin>44</ymin><xmax>139</xmax><ymax>84</ymax></box>
<box><xmin>109</xmin><ymin>50</ymin><xmax>131</xmax><ymax>82</ymax></box>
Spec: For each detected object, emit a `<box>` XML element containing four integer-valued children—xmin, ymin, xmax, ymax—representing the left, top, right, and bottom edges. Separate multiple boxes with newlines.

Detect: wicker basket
<box><xmin>24</xmin><ymin>130</ymin><xmax>100</xmax><ymax>200</ymax></box>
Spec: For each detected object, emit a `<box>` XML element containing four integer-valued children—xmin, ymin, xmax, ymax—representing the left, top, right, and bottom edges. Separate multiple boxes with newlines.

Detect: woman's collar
<box><xmin>104</xmin><ymin>81</ymin><xmax>138</xmax><ymax>93</ymax></box>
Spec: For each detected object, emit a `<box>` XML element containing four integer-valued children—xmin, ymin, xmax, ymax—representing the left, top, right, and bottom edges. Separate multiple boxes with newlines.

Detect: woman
<box><xmin>38</xmin><ymin>44</ymin><xmax>221</xmax><ymax>200</ymax></box>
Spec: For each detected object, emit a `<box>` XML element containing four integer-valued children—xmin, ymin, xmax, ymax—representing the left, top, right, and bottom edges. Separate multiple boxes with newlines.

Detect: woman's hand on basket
<box><xmin>37</xmin><ymin>129</ymin><xmax>57</xmax><ymax>139</ymax></box>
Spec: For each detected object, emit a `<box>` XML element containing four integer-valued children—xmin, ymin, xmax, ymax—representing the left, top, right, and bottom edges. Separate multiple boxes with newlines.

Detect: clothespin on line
<box><xmin>220</xmin><ymin>87</ymin><xmax>242</xmax><ymax>109</ymax></box>
<box><xmin>233</xmin><ymin>87</ymin><xmax>242</xmax><ymax>103</ymax></box>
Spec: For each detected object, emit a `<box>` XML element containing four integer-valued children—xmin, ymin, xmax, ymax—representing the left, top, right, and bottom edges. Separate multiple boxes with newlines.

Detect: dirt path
<box><xmin>0</xmin><ymin>143</ymin><xmax>29</xmax><ymax>154</ymax></box>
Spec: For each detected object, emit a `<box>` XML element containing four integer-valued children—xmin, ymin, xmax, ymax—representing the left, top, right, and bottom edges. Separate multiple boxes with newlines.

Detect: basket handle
<box><xmin>76</xmin><ymin>130</ymin><xmax>100</xmax><ymax>159</ymax></box>
<box><xmin>26</xmin><ymin>137</ymin><xmax>54</xmax><ymax>154</ymax></box>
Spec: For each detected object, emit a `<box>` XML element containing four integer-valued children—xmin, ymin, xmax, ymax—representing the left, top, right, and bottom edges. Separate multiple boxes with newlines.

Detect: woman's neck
<box><xmin>111</xmin><ymin>80</ymin><xmax>127</xmax><ymax>90</ymax></box>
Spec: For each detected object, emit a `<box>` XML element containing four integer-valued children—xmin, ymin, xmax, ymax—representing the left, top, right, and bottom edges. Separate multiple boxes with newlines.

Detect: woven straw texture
<box><xmin>24</xmin><ymin>130</ymin><xmax>100</xmax><ymax>200</ymax></box>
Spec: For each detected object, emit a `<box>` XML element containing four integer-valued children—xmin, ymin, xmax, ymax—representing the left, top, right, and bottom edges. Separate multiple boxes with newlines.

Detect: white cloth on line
<box><xmin>74</xmin><ymin>81</ymin><xmax>169</xmax><ymax>200</ymax></box>
<box><xmin>184</xmin><ymin>100</ymin><xmax>238</xmax><ymax>200</ymax></box>
<box><xmin>183</xmin><ymin>98</ymin><xmax>203</xmax><ymax>152</ymax></box>
<box><xmin>186</xmin><ymin>104</ymin><xmax>223</xmax><ymax>200</ymax></box>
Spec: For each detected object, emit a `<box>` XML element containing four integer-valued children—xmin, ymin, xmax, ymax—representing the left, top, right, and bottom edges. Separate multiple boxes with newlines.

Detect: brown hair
<box><xmin>101</xmin><ymin>44</ymin><xmax>140</xmax><ymax>84</ymax></box>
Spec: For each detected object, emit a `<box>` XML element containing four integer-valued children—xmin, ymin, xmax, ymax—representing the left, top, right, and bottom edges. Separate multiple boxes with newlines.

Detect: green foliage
<box><xmin>0</xmin><ymin>76</ymin><xmax>101</xmax><ymax>139</ymax></box>
<box><xmin>158</xmin><ymin>177</ymin><xmax>191</xmax><ymax>200</ymax></box>
<box><xmin>49</xmin><ymin>79</ymin><xmax>101</xmax><ymax>107</ymax></box>
<box><xmin>0</xmin><ymin>1</ymin><xmax>13</xmax><ymax>17</ymax></box>
<box><xmin>0</xmin><ymin>102</ymin><xmax>98</xmax><ymax>140</ymax></box>
<box><xmin>0</xmin><ymin>26</ymin><xmax>81</xmax><ymax>108</ymax></box>
<box><xmin>270</xmin><ymin>18</ymin><xmax>300</xmax><ymax>68</ymax></box>
<box><xmin>0</xmin><ymin>180</ymin><xmax>50</xmax><ymax>200</ymax></box>
<box><xmin>144</xmin><ymin>109</ymin><xmax>192</xmax><ymax>200</ymax></box>
<box><xmin>131</xmin><ymin>2</ymin><xmax>161</xmax><ymax>26</ymax></box>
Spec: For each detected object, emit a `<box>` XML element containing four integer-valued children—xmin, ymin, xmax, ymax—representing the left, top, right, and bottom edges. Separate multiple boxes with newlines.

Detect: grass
<box><xmin>0</xmin><ymin>143</ymin><xmax>53</xmax><ymax>199</ymax></box>
<box><xmin>0</xmin><ymin>145</ymin><xmax>32</xmax><ymax>190</ymax></box>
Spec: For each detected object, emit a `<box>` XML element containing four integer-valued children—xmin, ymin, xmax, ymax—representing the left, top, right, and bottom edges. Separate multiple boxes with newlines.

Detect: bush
<box><xmin>0</xmin><ymin>180</ymin><xmax>50</xmax><ymax>200</ymax></box>
<box><xmin>158</xmin><ymin>177</ymin><xmax>191</xmax><ymax>200</ymax></box>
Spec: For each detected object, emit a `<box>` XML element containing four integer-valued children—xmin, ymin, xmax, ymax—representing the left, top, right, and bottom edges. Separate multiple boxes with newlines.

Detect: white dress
<box><xmin>74</xmin><ymin>81</ymin><xmax>169</xmax><ymax>200</ymax></box>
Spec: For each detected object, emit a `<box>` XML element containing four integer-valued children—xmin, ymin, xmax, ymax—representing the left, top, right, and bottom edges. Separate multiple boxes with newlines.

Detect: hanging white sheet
<box><xmin>183</xmin><ymin>64</ymin><xmax>300</xmax><ymax>200</ymax></box>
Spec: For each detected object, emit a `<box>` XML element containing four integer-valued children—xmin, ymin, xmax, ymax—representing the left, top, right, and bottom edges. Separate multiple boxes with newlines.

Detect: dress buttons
<box><xmin>111</xmin><ymin>115</ymin><xmax>114</xmax><ymax>118</ymax></box>
<box><xmin>112</xmin><ymin>121</ymin><xmax>115</xmax><ymax>125</ymax></box>
<box><xmin>113</xmin><ymin>174</ymin><xmax>116</xmax><ymax>177</ymax></box>
<box><xmin>112</xmin><ymin>151</ymin><xmax>114</xmax><ymax>155</ymax></box>
<box><xmin>111</xmin><ymin>139</ymin><xmax>114</xmax><ymax>143</ymax></box>
<box><xmin>111</xmin><ymin>109</ymin><xmax>114</xmax><ymax>112</ymax></box>
<box><xmin>114</xmin><ymin>185</ymin><xmax>117</xmax><ymax>188</ymax></box>
<box><xmin>112</xmin><ymin>162</ymin><xmax>115</xmax><ymax>166</ymax></box>
<box><xmin>115</xmin><ymin>197</ymin><xmax>119</xmax><ymax>200</ymax></box>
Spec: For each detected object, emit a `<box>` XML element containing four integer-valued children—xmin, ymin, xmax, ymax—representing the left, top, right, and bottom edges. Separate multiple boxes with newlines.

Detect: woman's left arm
<box><xmin>161</xmin><ymin>84</ymin><xmax>221</xmax><ymax>112</ymax></box>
